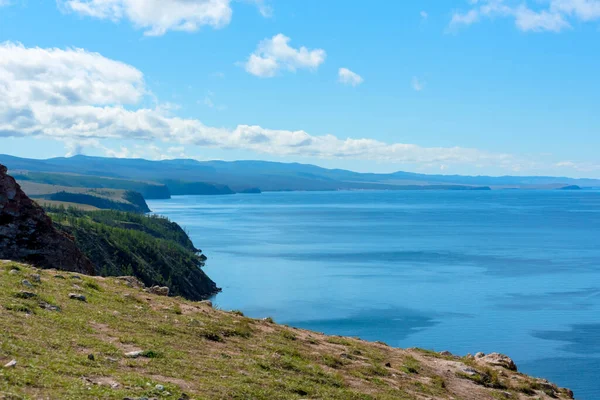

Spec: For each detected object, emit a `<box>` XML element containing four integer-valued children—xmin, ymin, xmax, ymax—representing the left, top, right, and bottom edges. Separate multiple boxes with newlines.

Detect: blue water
<box><xmin>148</xmin><ymin>190</ymin><xmax>600</xmax><ymax>399</ymax></box>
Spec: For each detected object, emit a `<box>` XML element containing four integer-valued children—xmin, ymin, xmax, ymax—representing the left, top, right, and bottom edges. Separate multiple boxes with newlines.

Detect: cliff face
<box><xmin>0</xmin><ymin>164</ymin><xmax>94</xmax><ymax>274</ymax></box>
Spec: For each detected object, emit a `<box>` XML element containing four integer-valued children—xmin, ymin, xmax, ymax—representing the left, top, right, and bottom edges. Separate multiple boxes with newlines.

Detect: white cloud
<box><xmin>244</xmin><ymin>0</ymin><xmax>273</xmax><ymax>17</ymax></box>
<box><xmin>450</xmin><ymin>0</ymin><xmax>600</xmax><ymax>32</ymax></box>
<box><xmin>0</xmin><ymin>42</ymin><xmax>145</xmax><ymax>108</ymax></box>
<box><xmin>551</xmin><ymin>0</ymin><xmax>600</xmax><ymax>20</ymax></box>
<box><xmin>60</xmin><ymin>0</ymin><xmax>233</xmax><ymax>36</ymax></box>
<box><xmin>0</xmin><ymin>41</ymin><xmax>570</xmax><ymax>172</ymax></box>
<box><xmin>514</xmin><ymin>6</ymin><xmax>570</xmax><ymax>32</ymax></box>
<box><xmin>420</xmin><ymin>10</ymin><xmax>429</xmax><ymax>19</ymax></box>
<box><xmin>412</xmin><ymin>77</ymin><xmax>425</xmax><ymax>91</ymax></box>
<box><xmin>338</xmin><ymin>68</ymin><xmax>363</xmax><ymax>86</ymax></box>
<box><xmin>450</xmin><ymin>9</ymin><xmax>480</xmax><ymax>26</ymax></box>
<box><xmin>244</xmin><ymin>34</ymin><xmax>326</xmax><ymax>77</ymax></box>
<box><xmin>555</xmin><ymin>160</ymin><xmax>600</xmax><ymax>172</ymax></box>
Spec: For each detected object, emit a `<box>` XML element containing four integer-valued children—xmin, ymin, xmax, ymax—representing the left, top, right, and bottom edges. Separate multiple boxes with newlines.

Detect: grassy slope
<box><xmin>0</xmin><ymin>262</ymin><xmax>573</xmax><ymax>400</ymax></box>
<box><xmin>13</xmin><ymin>171</ymin><xmax>170</xmax><ymax>199</ymax></box>
<box><xmin>18</xmin><ymin>181</ymin><xmax>150</xmax><ymax>213</ymax></box>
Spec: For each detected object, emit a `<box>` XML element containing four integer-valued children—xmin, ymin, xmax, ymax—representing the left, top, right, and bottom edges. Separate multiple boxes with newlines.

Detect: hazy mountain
<box><xmin>1</xmin><ymin>154</ymin><xmax>598</xmax><ymax>192</ymax></box>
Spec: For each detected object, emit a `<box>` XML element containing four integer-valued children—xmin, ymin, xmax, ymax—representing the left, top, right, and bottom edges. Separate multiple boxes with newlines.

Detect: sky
<box><xmin>0</xmin><ymin>0</ymin><xmax>599</xmax><ymax>177</ymax></box>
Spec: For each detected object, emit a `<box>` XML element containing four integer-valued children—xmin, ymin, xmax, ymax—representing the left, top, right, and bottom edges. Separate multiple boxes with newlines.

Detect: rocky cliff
<box><xmin>0</xmin><ymin>164</ymin><xmax>94</xmax><ymax>274</ymax></box>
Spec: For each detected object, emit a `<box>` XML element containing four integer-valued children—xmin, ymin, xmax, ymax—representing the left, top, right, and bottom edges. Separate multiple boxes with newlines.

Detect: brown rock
<box><xmin>0</xmin><ymin>164</ymin><xmax>94</xmax><ymax>274</ymax></box>
<box><xmin>117</xmin><ymin>276</ymin><xmax>145</xmax><ymax>289</ymax></box>
<box><xmin>147</xmin><ymin>285</ymin><xmax>169</xmax><ymax>296</ymax></box>
<box><xmin>478</xmin><ymin>352</ymin><xmax>517</xmax><ymax>371</ymax></box>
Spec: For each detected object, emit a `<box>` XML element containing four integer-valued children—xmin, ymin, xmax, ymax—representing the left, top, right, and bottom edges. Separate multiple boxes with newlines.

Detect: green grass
<box><xmin>400</xmin><ymin>356</ymin><xmax>420</xmax><ymax>374</ymax></box>
<box><xmin>456</xmin><ymin>366</ymin><xmax>506</xmax><ymax>389</ymax></box>
<box><xmin>0</xmin><ymin>262</ymin><xmax>574</xmax><ymax>400</ymax></box>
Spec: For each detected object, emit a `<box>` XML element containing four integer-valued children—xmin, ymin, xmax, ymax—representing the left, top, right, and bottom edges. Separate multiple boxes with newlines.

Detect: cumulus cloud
<box><xmin>244</xmin><ymin>34</ymin><xmax>326</xmax><ymax>77</ymax></box>
<box><xmin>60</xmin><ymin>0</ymin><xmax>234</xmax><ymax>36</ymax></box>
<box><xmin>338</xmin><ymin>68</ymin><xmax>363</xmax><ymax>86</ymax></box>
<box><xmin>449</xmin><ymin>0</ymin><xmax>600</xmax><ymax>32</ymax></box>
<box><xmin>0</xmin><ymin>41</ymin><xmax>528</xmax><ymax>170</ymax></box>
<box><xmin>0</xmin><ymin>42</ymin><xmax>145</xmax><ymax>108</ymax></box>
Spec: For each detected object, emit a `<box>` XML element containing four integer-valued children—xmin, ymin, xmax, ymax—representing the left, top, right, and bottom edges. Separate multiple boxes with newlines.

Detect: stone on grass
<box><xmin>3</xmin><ymin>360</ymin><xmax>16</xmax><ymax>368</ymax></box>
<box><xmin>439</xmin><ymin>350</ymin><xmax>452</xmax><ymax>356</ymax></box>
<box><xmin>125</xmin><ymin>350</ymin><xmax>144</xmax><ymax>358</ymax></box>
<box><xmin>147</xmin><ymin>286</ymin><xmax>169</xmax><ymax>296</ymax></box>
<box><xmin>9</xmin><ymin>269</ymin><xmax>19</xmax><ymax>275</ymax></box>
<box><xmin>117</xmin><ymin>276</ymin><xmax>145</xmax><ymax>289</ymax></box>
<box><xmin>475</xmin><ymin>352</ymin><xmax>485</xmax><ymax>358</ymax></box>
<box><xmin>21</xmin><ymin>279</ymin><xmax>33</xmax><ymax>288</ymax></box>
<box><xmin>199</xmin><ymin>300</ymin><xmax>213</xmax><ymax>308</ymax></box>
<box><xmin>16</xmin><ymin>291</ymin><xmax>37</xmax><ymax>299</ymax></box>
<box><xmin>479</xmin><ymin>352</ymin><xmax>517</xmax><ymax>371</ymax></box>
<box><xmin>69</xmin><ymin>293</ymin><xmax>87</xmax><ymax>302</ymax></box>
<box><xmin>39</xmin><ymin>301</ymin><xmax>61</xmax><ymax>312</ymax></box>
<box><xmin>461</xmin><ymin>367</ymin><xmax>478</xmax><ymax>376</ymax></box>
<box><xmin>29</xmin><ymin>274</ymin><xmax>41</xmax><ymax>283</ymax></box>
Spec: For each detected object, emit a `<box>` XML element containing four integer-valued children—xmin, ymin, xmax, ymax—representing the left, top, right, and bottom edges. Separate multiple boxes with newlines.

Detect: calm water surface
<box><xmin>149</xmin><ymin>191</ymin><xmax>600</xmax><ymax>399</ymax></box>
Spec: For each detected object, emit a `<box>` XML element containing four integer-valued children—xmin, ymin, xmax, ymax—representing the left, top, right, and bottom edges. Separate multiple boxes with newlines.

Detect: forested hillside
<box><xmin>47</xmin><ymin>207</ymin><xmax>219</xmax><ymax>300</ymax></box>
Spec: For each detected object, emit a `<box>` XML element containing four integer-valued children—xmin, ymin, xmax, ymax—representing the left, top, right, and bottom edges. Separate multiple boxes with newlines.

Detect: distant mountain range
<box><xmin>1</xmin><ymin>154</ymin><xmax>599</xmax><ymax>194</ymax></box>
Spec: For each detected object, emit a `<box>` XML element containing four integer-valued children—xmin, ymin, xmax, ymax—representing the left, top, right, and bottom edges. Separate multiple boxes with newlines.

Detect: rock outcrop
<box><xmin>478</xmin><ymin>352</ymin><xmax>518</xmax><ymax>371</ymax></box>
<box><xmin>0</xmin><ymin>164</ymin><xmax>94</xmax><ymax>274</ymax></box>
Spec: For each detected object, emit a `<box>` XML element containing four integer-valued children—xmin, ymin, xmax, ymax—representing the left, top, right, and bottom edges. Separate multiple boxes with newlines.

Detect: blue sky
<box><xmin>0</xmin><ymin>0</ymin><xmax>599</xmax><ymax>177</ymax></box>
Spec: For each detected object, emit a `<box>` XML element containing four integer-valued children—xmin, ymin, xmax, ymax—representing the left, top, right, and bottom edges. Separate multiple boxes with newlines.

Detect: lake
<box><xmin>148</xmin><ymin>190</ymin><xmax>600</xmax><ymax>399</ymax></box>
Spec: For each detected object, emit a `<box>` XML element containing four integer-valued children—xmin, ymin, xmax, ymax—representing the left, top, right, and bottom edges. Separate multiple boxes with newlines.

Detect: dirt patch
<box><xmin>89</xmin><ymin>321</ymin><xmax>142</xmax><ymax>353</ymax></box>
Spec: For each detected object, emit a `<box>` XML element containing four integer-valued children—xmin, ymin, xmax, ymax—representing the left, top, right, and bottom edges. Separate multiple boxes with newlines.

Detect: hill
<box><xmin>1</xmin><ymin>154</ymin><xmax>598</xmax><ymax>193</ymax></box>
<box><xmin>18</xmin><ymin>181</ymin><xmax>151</xmax><ymax>213</ymax></box>
<box><xmin>47</xmin><ymin>207</ymin><xmax>219</xmax><ymax>301</ymax></box>
<box><xmin>0</xmin><ymin>262</ymin><xmax>574</xmax><ymax>400</ymax></box>
<box><xmin>12</xmin><ymin>170</ymin><xmax>171</xmax><ymax>199</ymax></box>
